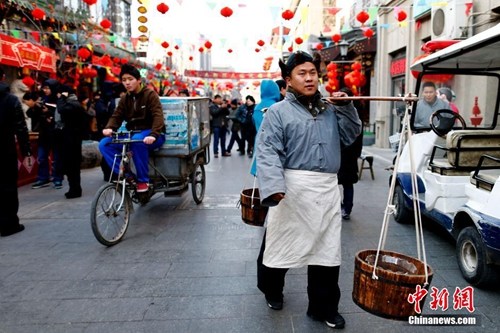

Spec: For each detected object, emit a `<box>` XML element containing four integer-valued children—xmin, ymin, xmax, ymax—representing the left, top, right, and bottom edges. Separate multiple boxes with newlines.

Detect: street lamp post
<box><xmin>337</xmin><ymin>40</ymin><xmax>350</xmax><ymax>88</ymax></box>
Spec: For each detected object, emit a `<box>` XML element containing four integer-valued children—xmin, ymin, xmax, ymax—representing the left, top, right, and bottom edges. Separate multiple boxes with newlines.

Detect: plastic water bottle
<box><xmin>118</xmin><ymin>121</ymin><xmax>127</xmax><ymax>133</ymax></box>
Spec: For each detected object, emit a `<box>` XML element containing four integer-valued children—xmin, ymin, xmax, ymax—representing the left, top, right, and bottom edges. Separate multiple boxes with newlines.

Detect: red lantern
<box><xmin>199</xmin><ymin>47</ymin><xmax>204</xmax><ymax>53</ymax></box>
<box><xmin>282</xmin><ymin>9</ymin><xmax>294</xmax><ymax>20</ymax></box>
<box><xmin>351</xmin><ymin>62</ymin><xmax>362</xmax><ymax>71</ymax></box>
<box><xmin>174</xmin><ymin>45</ymin><xmax>179</xmax><ymax>50</ymax></box>
<box><xmin>77</xmin><ymin>47</ymin><xmax>91</xmax><ymax>60</ymax></box>
<box><xmin>332</xmin><ymin>34</ymin><xmax>341</xmax><ymax>43</ymax></box>
<box><xmin>227</xmin><ymin>49</ymin><xmax>233</xmax><ymax>53</ymax></box>
<box><xmin>363</xmin><ymin>28</ymin><xmax>374</xmax><ymax>38</ymax></box>
<box><xmin>396</xmin><ymin>10</ymin><xmax>407</xmax><ymax>22</ymax></box>
<box><xmin>157</xmin><ymin>3</ymin><xmax>169</xmax><ymax>14</ymax></box>
<box><xmin>255</xmin><ymin>48</ymin><xmax>261</xmax><ymax>53</ymax></box>
<box><xmin>155</xmin><ymin>63</ymin><xmax>162</xmax><ymax>71</ymax></box>
<box><xmin>316</xmin><ymin>43</ymin><xmax>324</xmax><ymax>50</ymax></box>
<box><xmin>252</xmin><ymin>81</ymin><xmax>261</xmax><ymax>87</ymax></box>
<box><xmin>83</xmin><ymin>0</ymin><xmax>97</xmax><ymax>5</ymax></box>
<box><xmin>113</xmin><ymin>57</ymin><xmax>120</xmax><ymax>64</ymax></box>
<box><xmin>220</xmin><ymin>6</ymin><xmax>233</xmax><ymax>17</ymax></box>
<box><xmin>167</xmin><ymin>51</ymin><xmax>173</xmax><ymax>57</ymax></box>
<box><xmin>100</xmin><ymin>19</ymin><xmax>112</xmax><ymax>29</ymax></box>
<box><xmin>101</xmin><ymin>55</ymin><xmax>112</xmax><ymax>66</ymax></box>
<box><xmin>161</xmin><ymin>41</ymin><xmax>169</xmax><ymax>49</ymax></box>
<box><xmin>294</xmin><ymin>37</ymin><xmax>303</xmax><ymax>45</ymax></box>
<box><xmin>356</xmin><ymin>10</ymin><xmax>370</xmax><ymax>24</ymax></box>
<box><xmin>326</xmin><ymin>62</ymin><xmax>337</xmax><ymax>71</ymax></box>
<box><xmin>288</xmin><ymin>46</ymin><xmax>293</xmax><ymax>52</ymax></box>
<box><xmin>120</xmin><ymin>58</ymin><xmax>128</xmax><ymax>64</ymax></box>
<box><xmin>189</xmin><ymin>56</ymin><xmax>193</xmax><ymax>61</ymax></box>
<box><xmin>204</xmin><ymin>41</ymin><xmax>212</xmax><ymax>49</ymax></box>
<box><xmin>89</xmin><ymin>68</ymin><xmax>98</xmax><ymax>78</ymax></box>
<box><xmin>31</xmin><ymin>8</ymin><xmax>45</xmax><ymax>20</ymax></box>
<box><xmin>257</xmin><ymin>39</ymin><xmax>265</xmax><ymax>47</ymax></box>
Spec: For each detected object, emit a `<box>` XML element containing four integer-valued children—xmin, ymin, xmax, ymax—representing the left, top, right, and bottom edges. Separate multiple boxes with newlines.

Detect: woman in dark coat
<box><xmin>338</xmin><ymin>129</ymin><xmax>363</xmax><ymax>220</ymax></box>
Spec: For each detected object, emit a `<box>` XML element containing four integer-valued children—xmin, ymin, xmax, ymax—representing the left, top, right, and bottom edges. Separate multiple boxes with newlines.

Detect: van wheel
<box><xmin>456</xmin><ymin>227</ymin><xmax>498</xmax><ymax>287</ymax></box>
<box><xmin>393</xmin><ymin>184</ymin><xmax>413</xmax><ymax>224</ymax></box>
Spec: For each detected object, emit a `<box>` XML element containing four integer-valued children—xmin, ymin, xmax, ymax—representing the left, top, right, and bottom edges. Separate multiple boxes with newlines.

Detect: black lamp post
<box><xmin>337</xmin><ymin>40</ymin><xmax>349</xmax><ymax>88</ymax></box>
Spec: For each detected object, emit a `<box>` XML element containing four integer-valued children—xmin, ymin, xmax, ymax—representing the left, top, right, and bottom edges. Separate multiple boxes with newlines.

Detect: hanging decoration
<box><xmin>411</xmin><ymin>54</ymin><xmax>453</xmax><ymax>83</ymax></box>
<box><xmin>255</xmin><ymin>48</ymin><xmax>261</xmax><ymax>53</ymax></box>
<box><xmin>100</xmin><ymin>19</ymin><xmax>112</xmax><ymax>29</ymax></box>
<box><xmin>77</xmin><ymin>47</ymin><xmax>92</xmax><ymax>60</ymax></box>
<box><xmin>120</xmin><ymin>58</ymin><xmax>128</xmax><ymax>64</ymax></box>
<box><xmin>227</xmin><ymin>48</ymin><xmax>233</xmax><ymax>53</ymax></box>
<box><xmin>83</xmin><ymin>0</ymin><xmax>97</xmax><ymax>5</ymax></box>
<box><xmin>356</xmin><ymin>10</ymin><xmax>370</xmax><ymax>25</ymax></box>
<box><xmin>396</xmin><ymin>10</ymin><xmax>407</xmax><ymax>22</ymax></box>
<box><xmin>294</xmin><ymin>37</ymin><xmax>303</xmax><ymax>45</ymax></box>
<box><xmin>155</xmin><ymin>63</ymin><xmax>162</xmax><ymax>71</ymax></box>
<box><xmin>157</xmin><ymin>3</ymin><xmax>169</xmax><ymax>14</ymax></box>
<box><xmin>257</xmin><ymin>39</ymin><xmax>265</xmax><ymax>47</ymax></box>
<box><xmin>316</xmin><ymin>43</ymin><xmax>324</xmax><ymax>50</ymax></box>
<box><xmin>220</xmin><ymin>6</ymin><xmax>233</xmax><ymax>17</ymax></box>
<box><xmin>167</xmin><ymin>51</ymin><xmax>173</xmax><ymax>57</ymax></box>
<box><xmin>332</xmin><ymin>34</ymin><xmax>341</xmax><ymax>43</ymax></box>
<box><xmin>282</xmin><ymin>9</ymin><xmax>294</xmax><ymax>20</ymax></box>
<box><xmin>363</xmin><ymin>28</ymin><xmax>374</xmax><ymax>38</ymax></box>
<box><xmin>198</xmin><ymin>47</ymin><xmax>204</xmax><ymax>53</ymax></box>
<box><xmin>204</xmin><ymin>40</ymin><xmax>212</xmax><ymax>49</ymax></box>
<box><xmin>31</xmin><ymin>8</ymin><xmax>46</xmax><ymax>20</ymax></box>
<box><xmin>288</xmin><ymin>46</ymin><xmax>293</xmax><ymax>52</ymax></box>
<box><xmin>325</xmin><ymin>61</ymin><xmax>339</xmax><ymax>94</ymax></box>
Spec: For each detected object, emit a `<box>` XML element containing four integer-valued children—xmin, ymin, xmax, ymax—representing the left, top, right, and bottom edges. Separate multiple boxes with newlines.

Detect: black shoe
<box><xmin>341</xmin><ymin>209</ymin><xmax>350</xmax><ymax>221</ymax></box>
<box><xmin>265</xmin><ymin>297</ymin><xmax>283</xmax><ymax>310</ymax></box>
<box><xmin>325</xmin><ymin>313</ymin><xmax>345</xmax><ymax>329</ymax></box>
<box><xmin>239</xmin><ymin>151</ymin><xmax>245</xmax><ymax>155</ymax></box>
<box><xmin>65</xmin><ymin>191</ymin><xmax>82</xmax><ymax>199</ymax></box>
<box><xmin>1</xmin><ymin>224</ymin><xmax>25</xmax><ymax>237</ymax></box>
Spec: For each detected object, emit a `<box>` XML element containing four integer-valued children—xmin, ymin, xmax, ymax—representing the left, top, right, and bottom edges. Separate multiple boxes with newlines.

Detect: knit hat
<box><xmin>120</xmin><ymin>64</ymin><xmax>141</xmax><ymax>80</ymax></box>
<box><xmin>278</xmin><ymin>51</ymin><xmax>321</xmax><ymax>79</ymax></box>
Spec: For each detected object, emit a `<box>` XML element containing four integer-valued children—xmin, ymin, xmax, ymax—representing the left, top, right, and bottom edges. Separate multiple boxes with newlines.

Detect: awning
<box><xmin>0</xmin><ymin>33</ymin><xmax>56</xmax><ymax>73</ymax></box>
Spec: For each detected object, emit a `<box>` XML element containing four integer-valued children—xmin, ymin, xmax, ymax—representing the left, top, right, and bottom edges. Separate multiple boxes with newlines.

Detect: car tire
<box><xmin>393</xmin><ymin>184</ymin><xmax>413</xmax><ymax>224</ymax></box>
<box><xmin>456</xmin><ymin>226</ymin><xmax>498</xmax><ymax>288</ymax></box>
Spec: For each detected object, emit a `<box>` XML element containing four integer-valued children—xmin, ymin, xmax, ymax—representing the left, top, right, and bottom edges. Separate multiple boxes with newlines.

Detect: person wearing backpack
<box><xmin>235</xmin><ymin>95</ymin><xmax>256</xmax><ymax>157</ymax></box>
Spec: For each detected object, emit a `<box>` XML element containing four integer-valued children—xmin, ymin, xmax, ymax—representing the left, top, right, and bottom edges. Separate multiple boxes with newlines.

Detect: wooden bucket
<box><xmin>352</xmin><ymin>249</ymin><xmax>433</xmax><ymax>320</ymax></box>
<box><xmin>240</xmin><ymin>188</ymin><xmax>268</xmax><ymax>227</ymax></box>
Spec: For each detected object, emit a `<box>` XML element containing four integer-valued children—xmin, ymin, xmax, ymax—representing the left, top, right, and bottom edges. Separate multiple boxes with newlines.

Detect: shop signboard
<box><xmin>0</xmin><ymin>33</ymin><xmax>56</xmax><ymax>73</ymax></box>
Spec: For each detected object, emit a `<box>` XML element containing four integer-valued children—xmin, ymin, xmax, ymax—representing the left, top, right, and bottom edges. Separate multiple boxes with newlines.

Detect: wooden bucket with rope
<box><xmin>240</xmin><ymin>187</ymin><xmax>268</xmax><ymax>227</ymax></box>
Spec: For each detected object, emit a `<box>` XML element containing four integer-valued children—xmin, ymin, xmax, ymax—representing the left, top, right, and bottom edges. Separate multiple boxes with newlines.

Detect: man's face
<box><xmin>121</xmin><ymin>74</ymin><xmax>141</xmax><ymax>93</ymax></box>
<box><xmin>42</xmin><ymin>86</ymin><xmax>51</xmax><ymax>96</ymax></box>
<box><xmin>286</xmin><ymin>62</ymin><xmax>318</xmax><ymax>97</ymax></box>
<box><xmin>422</xmin><ymin>86</ymin><xmax>437</xmax><ymax>103</ymax></box>
<box><xmin>214</xmin><ymin>96</ymin><xmax>222</xmax><ymax>105</ymax></box>
<box><xmin>245</xmin><ymin>99</ymin><xmax>254</xmax><ymax>106</ymax></box>
<box><xmin>23</xmin><ymin>99</ymin><xmax>35</xmax><ymax>108</ymax></box>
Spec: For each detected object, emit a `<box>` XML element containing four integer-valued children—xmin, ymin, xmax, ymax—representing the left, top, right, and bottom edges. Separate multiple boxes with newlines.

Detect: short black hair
<box><xmin>422</xmin><ymin>81</ymin><xmax>436</xmax><ymax>90</ymax></box>
<box><xmin>275</xmin><ymin>79</ymin><xmax>286</xmax><ymax>90</ymax></box>
<box><xmin>245</xmin><ymin>95</ymin><xmax>255</xmax><ymax>103</ymax></box>
<box><xmin>22</xmin><ymin>92</ymin><xmax>38</xmax><ymax>101</ymax></box>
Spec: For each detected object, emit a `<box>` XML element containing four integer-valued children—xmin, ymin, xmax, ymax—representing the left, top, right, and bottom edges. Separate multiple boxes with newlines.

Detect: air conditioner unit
<box><xmin>431</xmin><ymin>0</ymin><xmax>472</xmax><ymax>40</ymax></box>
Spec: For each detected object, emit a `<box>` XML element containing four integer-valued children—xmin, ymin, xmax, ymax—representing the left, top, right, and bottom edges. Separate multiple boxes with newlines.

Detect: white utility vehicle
<box><xmin>393</xmin><ymin>23</ymin><xmax>500</xmax><ymax>287</ymax></box>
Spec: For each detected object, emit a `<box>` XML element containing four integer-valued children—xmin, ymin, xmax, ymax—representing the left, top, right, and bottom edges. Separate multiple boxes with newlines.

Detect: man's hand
<box><xmin>143</xmin><ymin>136</ymin><xmax>156</xmax><ymax>144</ymax></box>
<box><xmin>102</xmin><ymin>128</ymin><xmax>113</xmax><ymax>137</ymax></box>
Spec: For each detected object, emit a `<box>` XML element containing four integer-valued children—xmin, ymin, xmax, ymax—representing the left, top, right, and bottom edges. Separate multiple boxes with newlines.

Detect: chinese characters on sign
<box><xmin>408</xmin><ymin>285</ymin><xmax>475</xmax><ymax>314</ymax></box>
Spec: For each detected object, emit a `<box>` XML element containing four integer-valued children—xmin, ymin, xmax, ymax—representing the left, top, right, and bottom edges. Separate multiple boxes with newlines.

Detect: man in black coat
<box><xmin>0</xmin><ymin>69</ymin><xmax>32</xmax><ymax>236</ymax></box>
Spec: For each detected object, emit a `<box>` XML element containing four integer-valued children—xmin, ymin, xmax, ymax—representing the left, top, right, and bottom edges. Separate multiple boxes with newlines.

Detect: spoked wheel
<box><xmin>90</xmin><ymin>183</ymin><xmax>132</xmax><ymax>246</ymax></box>
<box><xmin>191</xmin><ymin>163</ymin><xmax>206</xmax><ymax>204</ymax></box>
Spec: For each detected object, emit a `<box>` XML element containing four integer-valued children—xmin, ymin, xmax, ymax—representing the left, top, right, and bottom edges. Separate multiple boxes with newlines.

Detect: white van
<box><xmin>393</xmin><ymin>23</ymin><xmax>500</xmax><ymax>287</ymax></box>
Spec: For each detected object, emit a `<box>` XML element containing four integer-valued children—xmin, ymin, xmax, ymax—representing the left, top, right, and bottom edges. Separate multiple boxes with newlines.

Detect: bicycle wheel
<box><xmin>90</xmin><ymin>183</ymin><xmax>132</xmax><ymax>246</ymax></box>
<box><xmin>191</xmin><ymin>163</ymin><xmax>206</xmax><ymax>204</ymax></box>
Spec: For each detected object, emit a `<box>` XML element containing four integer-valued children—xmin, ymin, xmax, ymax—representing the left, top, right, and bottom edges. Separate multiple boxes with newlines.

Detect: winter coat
<box><xmin>337</xmin><ymin>132</ymin><xmax>364</xmax><ymax>185</ymax></box>
<box><xmin>105</xmin><ymin>85</ymin><xmax>165</xmax><ymax>138</ymax></box>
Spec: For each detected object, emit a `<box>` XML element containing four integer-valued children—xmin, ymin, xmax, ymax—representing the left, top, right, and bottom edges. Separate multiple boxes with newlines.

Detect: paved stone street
<box><xmin>1</xmin><ymin>145</ymin><xmax>499</xmax><ymax>333</ymax></box>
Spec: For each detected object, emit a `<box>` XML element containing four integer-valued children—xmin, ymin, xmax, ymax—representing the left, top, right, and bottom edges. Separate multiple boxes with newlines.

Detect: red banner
<box><xmin>0</xmin><ymin>33</ymin><xmax>56</xmax><ymax>73</ymax></box>
<box><xmin>184</xmin><ymin>69</ymin><xmax>281</xmax><ymax>80</ymax></box>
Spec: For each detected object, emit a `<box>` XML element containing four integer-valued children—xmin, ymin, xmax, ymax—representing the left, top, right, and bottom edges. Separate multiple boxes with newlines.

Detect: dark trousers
<box><xmin>341</xmin><ymin>183</ymin><xmax>354</xmax><ymax>214</ymax></box>
<box><xmin>61</xmin><ymin>129</ymin><xmax>82</xmax><ymax>194</ymax></box>
<box><xmin>256</xmin><ymin>232</ymin><xmax>341</xmax><ymax>318</ymax></box>
<box><xmin>212</xmin><ymin>126</ymin><xmax>227</xmax><ymax>155</ymax></box>
<box><xmin>227</xmin><ymin>129</ymin><xmax>243</xmax><ymax>152</ymax></box>
<box><xmin>0</xmin><ymin>152</ymin><xmax>21</xmax><ymax>233</ymax></box>
<box><xmin>241</xmin><ymin>124</ymin><xmax>255</xmax><ymax>153</ymax></box>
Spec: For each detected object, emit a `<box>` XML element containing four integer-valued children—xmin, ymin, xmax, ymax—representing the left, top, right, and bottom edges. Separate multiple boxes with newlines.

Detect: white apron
<box><xmin>263</xmin><ymin>169</ymin><xmax>342</xmax><ymax>268</ymax></box>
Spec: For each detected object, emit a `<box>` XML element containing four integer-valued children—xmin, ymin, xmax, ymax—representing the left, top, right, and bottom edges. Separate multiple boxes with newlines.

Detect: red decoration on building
<box><xmin>316</xmin><ymin>43</ymin><xmax>324</xmax><ymax>50</ymax></box>
<box><xmin>77</xmin><ymin>47</ymin><xmax>92</xmax><ymax>60</ymax></box>
<box><xmin>396</xmin><ymin>10</ymin><xmax>407</xmax><ymax>22</ymax></box>
<box><xmin>167</xmin><ymin>51</ymin><xmax>173</xmax><ymax>57</ymax></box>
<box><xmin>332</xmin><ymin>34</ymin><xmax>341</xmax><ymax>43</ymax></box>
<box><xmin>204</xmin><ymin>41</ymin><xmax>212</xmax><ymax>49</ymax></box>
<box><xmin>31</xmin><ymin>8</ymin><xmax>45</xmax><ymax>20</ymax></box>
<box><xmin>155</xmin><ymin>63</ymin><xmax>162</xmax><ymax>70</ymax></box>
<box><xmin>83</xmin><ymin>0</ymin><xmax>97</xmax><ymax>5</ymax></box>
<box><xmin>257</xmin><ymin>39</ymin><xmax>265</xmax><ymax>47</ymax></box>
<box><xmin>189</xmin><ymin>56</ymin><xmax>193</xmax><ymax>61</ymax></box>
<box><xmin>411</xmin><ymin>54</ymin><xmax>453</xmax><ymax>82</ymax></box>
<box><xmin>161</xmin><ymin>41</ymin><xmax>169</xmax><ymax>49</ymax></box>
<box><xmin>174</xmin><ymin>45</ymin><xmax>179</xmax><ymax>50</ymax></box>
<box><xmin>157</xmin><ymin>3</ymin><xmax>169</xmax><ymax>14</ymax></box>
<box><xmin>282</xmin><ymin>9</ymin><xmax>294</xmax><ymax>20</ymax></box>
<box><xmin>100</xmin><ymin>19</ymin><xmax>112</xmax><ymax>29</ymax></box>
<box><xmin>255</xmin><ymin>48</ymin><xmax>261</xmax><ymax>53</ymax></box>
<box><xmin>356</xmin><ymin>11</ymin><xmax>370</xmax><ymax>25</ymax></box>
<box><xmin>220</xmin><ymin>6</ymin><xmax>233</xmax><ymax>17</ymax></box>
<box><xmin>363</xmin><ymin>28</ymin><xmax>374</xmax><ymax>38</ymax></box>
<box><xmin>199</xmin><ymin>47</ymin><xmax>204</xmax><ymax>53</ymax></box>
<box><xmin>288</xmin><ymin>46</ymin><xmax>293</xmax><ymax>52</ymax></box>
<box><xmin>120</xmin><ymin>58</ymin><xmax>128</xmax><ymax>64</ymax></box>
<box><xmin>228</xmin><ymin>48</ymin><xmax>233</xmax><ymax>53</ymax></box>
<box><xmin>294</xmin><ymin>37</ymin><xmax>303</xmax><ymax>45</ymax></box>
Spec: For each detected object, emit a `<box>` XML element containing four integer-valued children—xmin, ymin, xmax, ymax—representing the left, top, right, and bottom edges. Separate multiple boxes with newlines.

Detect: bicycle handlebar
<box><xmin>110</xmin><ymin>130</ymin><xmax>145</xmax><ymax>144</ymax></box>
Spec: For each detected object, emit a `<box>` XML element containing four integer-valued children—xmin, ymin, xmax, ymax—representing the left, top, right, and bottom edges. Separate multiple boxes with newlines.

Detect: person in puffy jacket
<box><xmin>99</xmin><ymin>64</ymin><xmax>166</xmax><ymax>193</ymax></box>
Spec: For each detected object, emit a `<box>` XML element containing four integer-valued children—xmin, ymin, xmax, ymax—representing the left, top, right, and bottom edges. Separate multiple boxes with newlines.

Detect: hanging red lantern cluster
<box><xmin>344</xmin><ymin>62</ymin><xmax>366</xmax><ymax>95</ymax></box>
<box><xmin>157</xmin><ymin>3</ymin><xmax>169</xmax><ymax>14</ymax></box>
<box><xmin>83</xmin><ymin>0</ymin><xmax>97</xmax><ymax>5</ymax></box>
<box><xmin>100</xmin><ymin>19</ymin><xmax>112</xmax><ymax>29</ymax></box>
<box><xmin>31</xmin><ymin>8</ymin><xmax>45</xmax><ymax>20</ymax></box>
<box><xmin>77</xmin><ymin>47</ymin><xmax>92</xmax><ymax>60</ymax></box>
<box><xmin>294</xmin><ymin>37</ymin><xmax>303</xmax><ymax>45</ymax></box>
<box><xmin>325</xmin><ymin>62</ymin><xmax>339</xmax><ymax>94</ymax></box>
<box><xmin>220</xmin><ymin>6</ymin><xmax>233</xmax><ymax>17</ymax></box>
<box><xmin>257</xmin><ymin>39</ymin><xmax>265</xmax><ymax>47</ymax></box>
<box><xmin>282</xmin><ymin>9</ymin><xmax>294</xmax><ymax>20</ymax></box>
<box><xmin>81</xmin><ymin>66</ymin><xmax>98</xmax><ymax>79</ymax></box>
<box><xmin>356</xmin><ymin>10</ymin><xmax>370</xmax><ymax>25</ymax></box>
